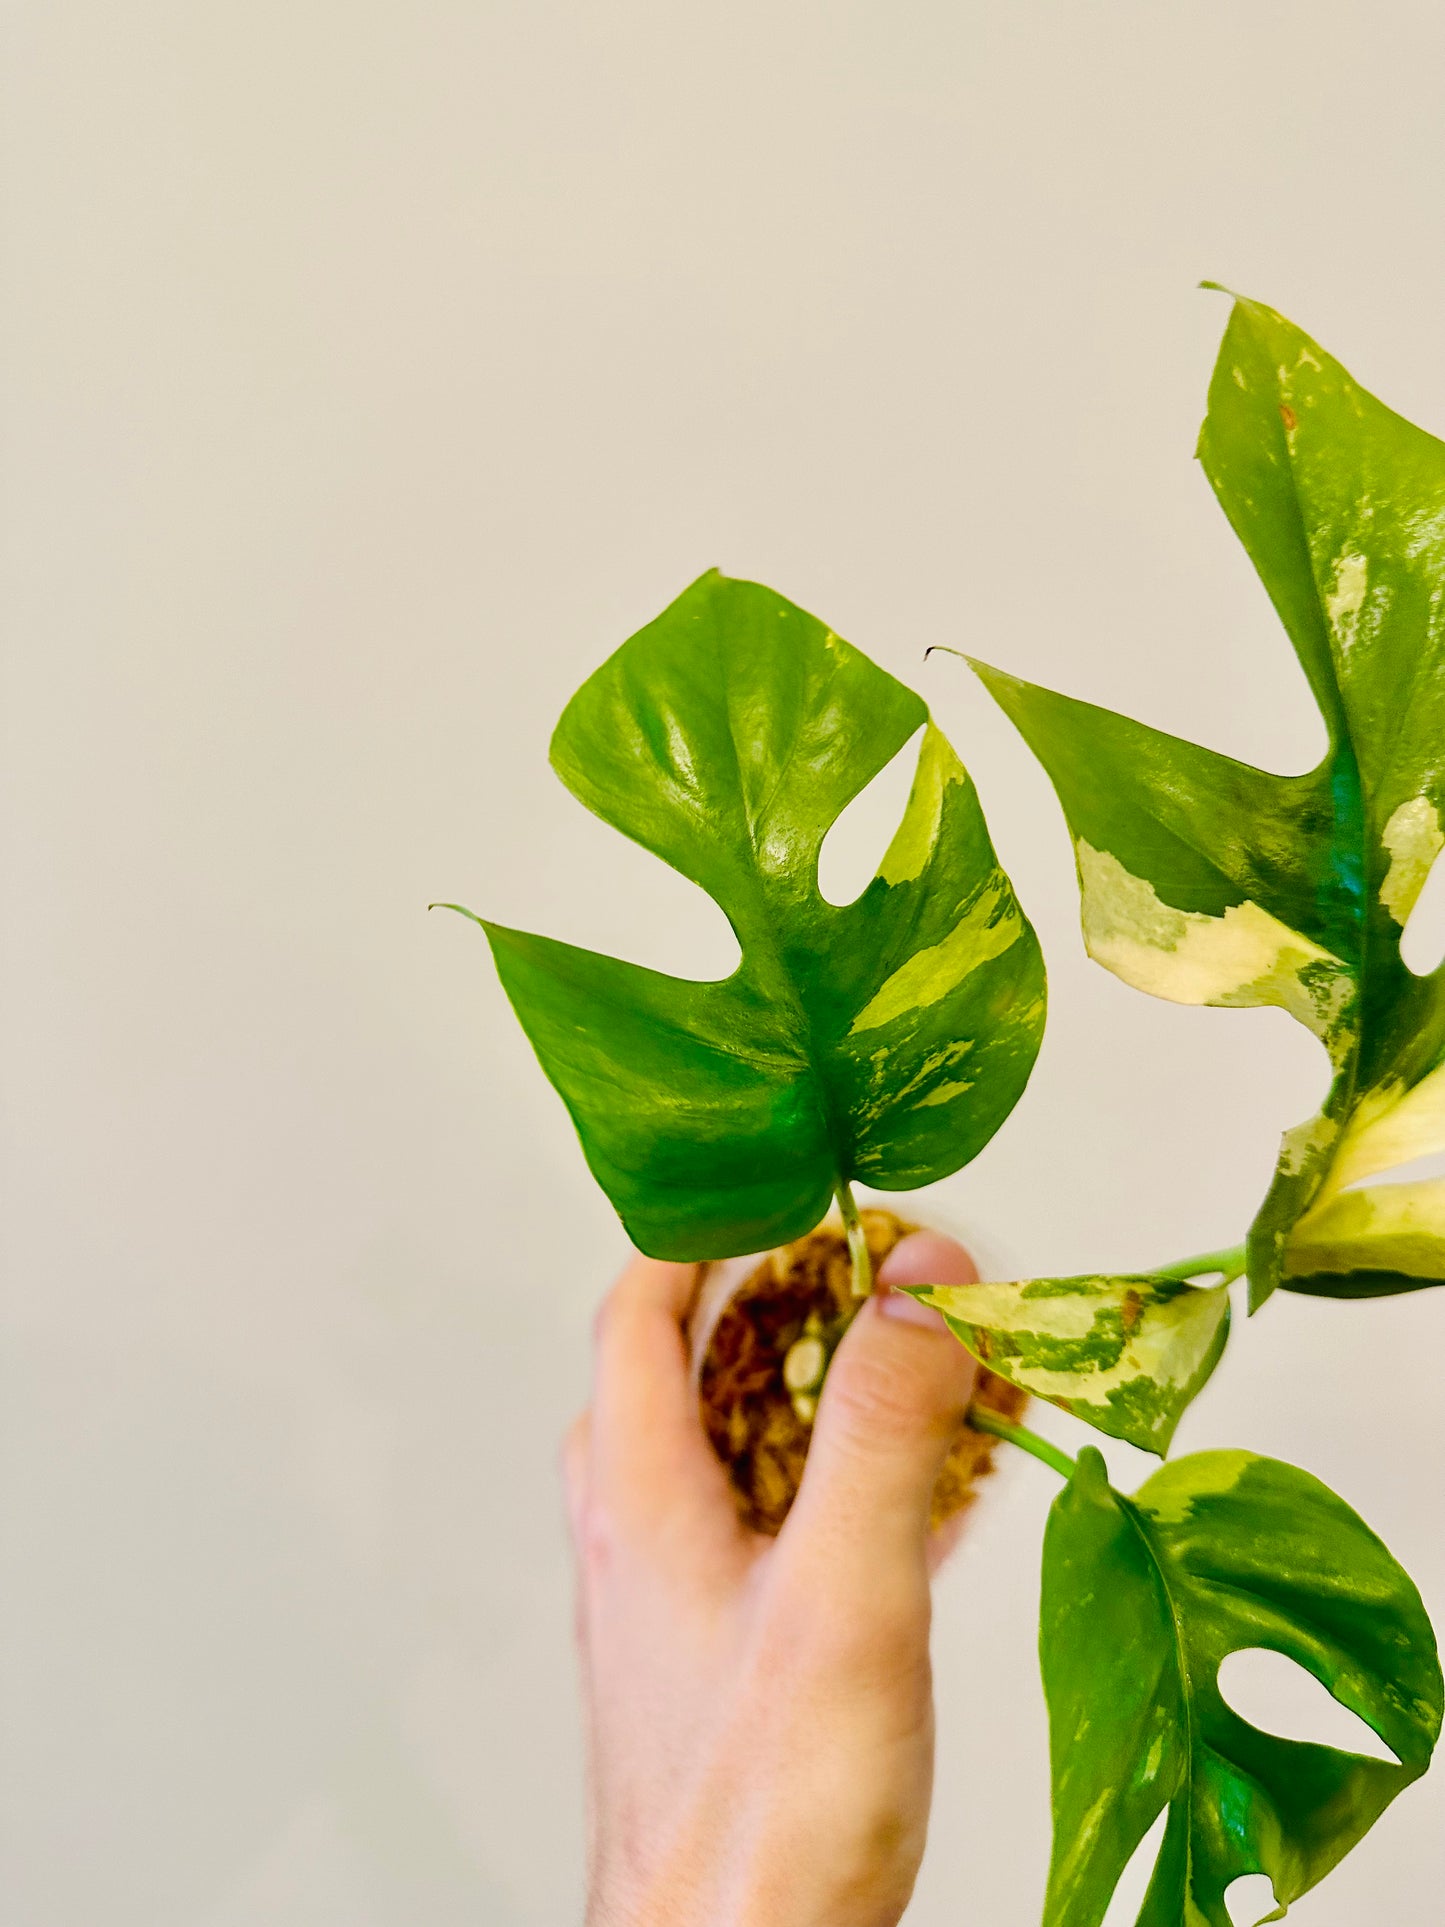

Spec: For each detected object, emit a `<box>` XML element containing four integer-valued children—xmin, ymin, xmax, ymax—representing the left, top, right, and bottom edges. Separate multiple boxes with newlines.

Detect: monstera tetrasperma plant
<box><xmin>440</xmin><ymin>295</ymin><xmax>1441</xmax><ymax>1926</ymax></box>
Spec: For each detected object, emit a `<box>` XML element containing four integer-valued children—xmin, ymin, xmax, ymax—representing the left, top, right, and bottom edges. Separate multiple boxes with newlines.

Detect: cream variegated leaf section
<box><xmin>1284</xmin><ymin>1057</ymin><xmax>1445</xmax><ymax>1284</ymax></box>
<box><xmin>1310</xmin><ymin>1061</ymin><xmax>1445</xmax><ymax>1196</ymax></box>
<box><xmin>1380</xmin><ymin>798</ymin><xmax>1444</xmax><ymax>925</ymax></box>
<box><xmin>1287</xmin><ymin>1181</ymin><xmax>1445</xmax><ymax>1283</ymax></box>
<box><xmin>915</xmin><ymin>1272</ymin><xmax>1230</xmax><ymax>1455</ymax></box>
<box><xmin>1076</xmin><ymin>842</ymin><xmax>1355</xmax><ymax>1049</ymax></box>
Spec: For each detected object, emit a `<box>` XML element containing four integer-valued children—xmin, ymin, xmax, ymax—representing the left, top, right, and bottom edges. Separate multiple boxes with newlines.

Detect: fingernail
<box><xmin>879</xmin><ymin>1287</ymin><xmax>945</xmax><ymax>1328</ymax></box>
<box><xmin>877</xmin><ymin>1229</ymin><xmax>979</xmax><ymax>1292</ymax></box>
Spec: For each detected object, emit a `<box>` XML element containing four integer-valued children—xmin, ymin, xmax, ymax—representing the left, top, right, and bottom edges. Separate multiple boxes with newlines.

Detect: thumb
<box><xmin>781</xmin><ymin>1231</ymin><xmax>980</xmax><ymax>1580</ymax></box>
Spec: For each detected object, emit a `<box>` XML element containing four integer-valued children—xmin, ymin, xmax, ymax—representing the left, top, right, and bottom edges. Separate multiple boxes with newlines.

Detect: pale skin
<box><xmin>562</xmin><ymin>1230</ymin><xmax>981</xmax><ymax>1927</ymax></box>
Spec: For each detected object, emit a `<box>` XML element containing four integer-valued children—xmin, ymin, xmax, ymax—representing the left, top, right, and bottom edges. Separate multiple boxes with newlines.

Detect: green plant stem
<box><xmin>967</xmin><ymin>1407</ymin><xmax>1078</xmax><ymax>1481</ymax></box>
<box><xmin>836</xmin><ymin>1179</ymin><xmax>873</xmax><ymax>1298</ymax></box>
<box><xmin>1153</xmin><ymin>1241</ymin><xmax>1248</xmax><ymax>1285</ymax></box>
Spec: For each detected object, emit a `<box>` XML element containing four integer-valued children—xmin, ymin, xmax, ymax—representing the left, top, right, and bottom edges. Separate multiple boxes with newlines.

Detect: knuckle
<box><xmin>821</xmin><ymin>1352</ymin><xmax>923</xmax><ymax>1446</ymax></box>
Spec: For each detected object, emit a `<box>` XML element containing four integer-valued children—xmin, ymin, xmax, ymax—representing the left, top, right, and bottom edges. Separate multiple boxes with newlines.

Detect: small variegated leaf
<box><xmin>442</xmin><ymin>571</ymin><xmax>1046</xmax><ymax>1260</ymax></box>
<box><xmin>1041</xmin><ymin>1448</ymin><xmax>1442</xmax><ymax>1927</ymax></box>
<box><xmin>914</xmin><ymin>1273</ymin><xmax>1229</xmax><ymax>1454</ymax></box>
<box><xmin>1279</xmin><ymin>1075</ymin><xmax>1445</xmax><ymax>1296</ymax></box>
<box><xmin>968</xmin><ymin>294</ymin><xmax>1445</xmax><ymax>1308</ymax></box>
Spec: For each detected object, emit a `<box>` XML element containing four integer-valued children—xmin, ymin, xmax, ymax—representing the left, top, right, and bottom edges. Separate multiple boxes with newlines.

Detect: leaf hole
<box><xmin>816</xmin><ymin>725</ymin><xmax>925</xmax><ymax>908</ymax></box>
<box><xmin>1099</xmin><ymin>1805</ymin><xmax>1170</xmax><ymax>1927</ymax></box>
<box><xmin>1399</xmin><ymin>844</ymin><xmax>1445</xmax><ymax>975</ymax></box>
<box><xmin>1224</xmin><ymin>1872</ymin><xmax>1279</xmax><ymax>1926</ymax></box>
<box><xmin>1343</xmin><ymin>1147</ymin><xmax>1445</xmax><ymax>1193</ymax></box>
<box><xmin>1217</xmin><ymin>1648</ymin><xmax>1399</xmax><ymax>1762</ymax></box>
<box><xmin>523</xmin><ymin>804</ymin><xmax>743</xmax><ymax>982</ymax></box>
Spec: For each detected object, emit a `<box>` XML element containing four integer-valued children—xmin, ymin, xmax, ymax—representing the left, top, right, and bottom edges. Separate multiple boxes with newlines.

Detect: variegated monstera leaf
<box><xmin>443</xmin><ymin>571</ymin><xmax>1046</xmax><ymax>1261</ymax></box>
<box><xmin>973</xmin><ymin>293</ymin><xmax>1445</xmax><ymax>1307</ymax></box>
<box><xmin>912</xmin><ymin>1270</ymin><xmax>1230</xmax><ymax>1455</ymax></box>
<box><xmin>1041</xmin><ymin>1448</ymin><xmax>1442</xmax><ymax>1927</ymax></box>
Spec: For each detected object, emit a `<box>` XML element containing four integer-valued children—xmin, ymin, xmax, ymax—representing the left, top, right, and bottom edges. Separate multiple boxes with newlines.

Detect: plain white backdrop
<box><xmin>4</xmin><ymin>3</ymin><xmax>1445</xmax><ymax>1921</ymax></box>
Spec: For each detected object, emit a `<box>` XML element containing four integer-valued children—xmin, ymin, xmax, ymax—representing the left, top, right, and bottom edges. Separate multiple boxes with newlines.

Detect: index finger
<box><xmin>589</xmin><ymin>1250</ymin><xmax>741</xmax><ymax>1543</ymax></box>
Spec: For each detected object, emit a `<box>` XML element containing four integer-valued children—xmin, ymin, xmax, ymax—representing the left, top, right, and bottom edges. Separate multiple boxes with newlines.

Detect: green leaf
<box><xmin>450</xmin><ymin>570</ymin><xmax>1046</xmax><ymax>1259</ymax></box>
<box><xmin>913</xmin><ymin>1273</ymin><xmax>1230</xmax><ymax>1455</ymax></box>
<box><xmin>1041</xmin><ymin>1447</ymin><xmax>1442</xmax><ymax>1927</ymax></box>
<box><xmin>970</xmin><ymin>293</ymin><xmax>1445</xmax><ymax>1307</ymax></box>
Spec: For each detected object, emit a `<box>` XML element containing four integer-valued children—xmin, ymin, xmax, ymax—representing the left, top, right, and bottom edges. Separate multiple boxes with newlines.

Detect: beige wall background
<box><xmin>5</xmin><ymin>3</ymin><xmax>1445</xmax><ymax>1922</ymax></box>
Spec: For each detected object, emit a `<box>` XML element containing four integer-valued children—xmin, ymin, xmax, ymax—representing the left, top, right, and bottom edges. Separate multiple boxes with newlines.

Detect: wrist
<box><xmin>588</xmin><ymin>1868</ymin><xmax>908</xmax><ymax>1927</ymax></box>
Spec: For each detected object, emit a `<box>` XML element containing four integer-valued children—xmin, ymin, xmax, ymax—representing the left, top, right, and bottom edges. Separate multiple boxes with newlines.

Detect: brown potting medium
<box><xmin>690</xmin><ymin>1206</ymin><xmax>1028</xmax><ymax>1536</ymax></box>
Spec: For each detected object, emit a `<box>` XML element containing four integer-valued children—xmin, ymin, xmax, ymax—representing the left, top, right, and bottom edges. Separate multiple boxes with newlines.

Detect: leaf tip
<box><xmin>428</xmin><ymin>900</ymin><xmax>488</xmax><ymax>930</ymax></box>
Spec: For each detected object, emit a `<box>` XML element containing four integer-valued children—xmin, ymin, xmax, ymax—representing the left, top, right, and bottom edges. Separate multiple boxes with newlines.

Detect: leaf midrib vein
<box><xmin>712</xmin><ymin>638</ymin><xmax>938</xmax><ymax>1180</ymax></box>
<box><xmin>1119</xmin><ymin>1492</ymin><xmax>1202</xmax><ymax>1919</ymax></box>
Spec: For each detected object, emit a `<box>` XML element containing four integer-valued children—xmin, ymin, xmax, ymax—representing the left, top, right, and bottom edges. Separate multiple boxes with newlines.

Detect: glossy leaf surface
<box><xmin>972</xmin><ymin>295</ymin><xmax>1445</xmax><ymax>1306</ymax></box>
<box><xmin>914</xmin><ymin>1273</ymin><xmax>1229</xmax><ymax>1454</ymax></box>
<box><xmin>1041</xmin><ymin>1448</ymin><xmax>1441</xmax><ymax>1927</ymax></box>
<box><xmin>450</xmin><ymin>571</ymin><xmax>1045</xmax><ymax>1259</ymax></box>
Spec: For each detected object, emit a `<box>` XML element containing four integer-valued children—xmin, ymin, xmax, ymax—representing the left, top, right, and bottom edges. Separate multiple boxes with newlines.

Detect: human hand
<box><xmin>563</xmin><ymin>1230</ymin><xmax>981</xmax><ymax>1927</ymax></box>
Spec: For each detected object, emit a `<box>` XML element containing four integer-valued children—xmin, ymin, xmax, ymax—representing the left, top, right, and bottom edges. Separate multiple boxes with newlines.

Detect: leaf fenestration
<box><xmin>970</xmin><ymin>294</ymin><xmax>1445</xmax><ymax>1306</ymax></box>
<box><xmin>914</xmin><ymin>1273</ymin><xmax>1229</xmax><ymax>1455</ymax></box>
<box><xmin>1041</xmin><ymin>1448</ymin><xmax>1442</xmax><ymax>1927</ymax></box>
<box><xmin>451</xmin><ymin>571</ymin><xmax>1046</xmax><ymax>1259</ymax></box>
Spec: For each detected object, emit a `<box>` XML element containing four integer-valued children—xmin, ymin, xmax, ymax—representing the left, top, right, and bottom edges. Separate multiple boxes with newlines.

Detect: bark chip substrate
<box><xmin>690</xmin><ymin>1208</ymin><xmax>1028</xmax><ymax>1536</ymax></box>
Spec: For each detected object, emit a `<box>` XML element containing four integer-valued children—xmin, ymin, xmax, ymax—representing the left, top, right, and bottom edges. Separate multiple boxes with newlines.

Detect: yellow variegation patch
<box><xmin>877</xmin><ymin>723</ymin><xmax>961</xmax><ymax>886</ymax></box>
<box><xmin>1278</xmin><ymin>1110</ymin><xmax>1338</xmax><ymax>1178</ymax></box>
<box><xmin>1380</xmin><ymin>797</ymin><xmax>1444</xmax><ymax>924</ymax></box>
<box><xmin>1287</xmin><ymin>1180</ymin><xmax>1445</xmax><ymax>1282</ymax></box>
<box><xmin>1282</xmin><ymin>1059</ymin><xmax>1445</xmax><ymax>1284</ymax></box>
<box><xmin>1317</xmin><ymin>1062</ymin><xmax>1445</xmax><ymax>1198</ymax></box>
<box><xmin>1324</xmin><ymin>549</ymin><xmax>1369</xmax><ymax>642</ymax></box>
<box><xmin>849</xmin><ymin>869</ymin><xmax>1022</xmax><ymax>1033</ymax></box>
<box><xmin>1133</xmin><ymin>1448</ymin><xmax>1255</xmax><ymax>1526</ymax></box>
